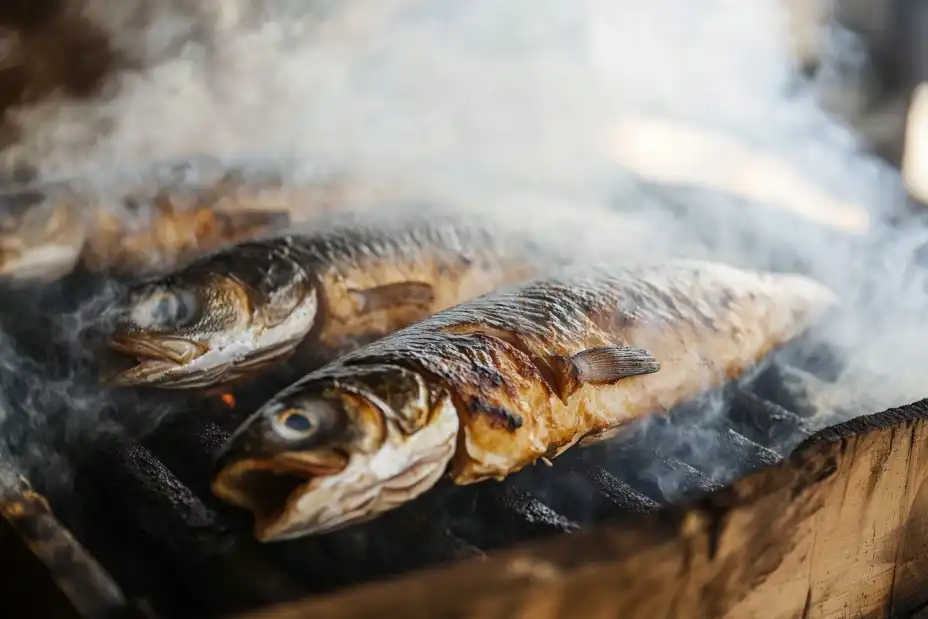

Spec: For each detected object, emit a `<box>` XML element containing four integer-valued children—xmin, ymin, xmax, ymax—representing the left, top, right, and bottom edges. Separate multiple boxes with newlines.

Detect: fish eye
<box><xmin>273</xmin><ymin>409</ymin><xmax>316</xmax><ymax>440</ymax></box>
<box><xmin>130</xmin><ymin>288</ymin><xmax>200</xmax><ymax>329</ymax></box>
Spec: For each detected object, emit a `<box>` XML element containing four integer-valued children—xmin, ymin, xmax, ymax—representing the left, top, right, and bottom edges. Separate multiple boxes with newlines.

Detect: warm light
<box><xmin>903</xmin><ymin>83</ymin><xmax>928</xmax><ymax>204</ymax></box>
<box><xmin>220</xmin><ymin>393</ymin><xmax>236</xmax><ymax>408</ymax></box>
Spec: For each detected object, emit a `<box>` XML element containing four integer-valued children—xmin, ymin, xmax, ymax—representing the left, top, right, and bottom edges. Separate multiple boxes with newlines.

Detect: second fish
<box><xmin>104</xmin><ymin>207</ymin><xmax>562</xmax><ymax>390</ymax></box>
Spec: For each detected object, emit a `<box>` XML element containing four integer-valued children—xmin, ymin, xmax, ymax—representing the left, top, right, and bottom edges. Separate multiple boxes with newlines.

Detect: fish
<box><xmin>0</xmin><ymin>155</ymin><xmax>395</xmax><ymax>284</ymax></box>
<box><xmin>0</xmin><ymin>186</ymin><xmax>89</xmax><ymax>283</ymax></box>
<box><xmin>103</xmin><ymin>208</ymin><xmax>556</xmax><ymax>391</ymax></box>
<box><xmin>210</xmin><ymin>259</ymin><xmax>838</xmax><ymax>541</ymax></box>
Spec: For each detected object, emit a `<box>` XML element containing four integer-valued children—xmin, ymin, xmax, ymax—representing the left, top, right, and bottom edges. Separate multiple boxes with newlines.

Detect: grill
<box><xmin>0</xmin><ymin>209</ymin><xmax>923</xmax><ymax>619</ymax></box>
<box><xmin>0</xmin><ymin>279</ymin><xmax>868</xmax><ymax>619</ymax></box>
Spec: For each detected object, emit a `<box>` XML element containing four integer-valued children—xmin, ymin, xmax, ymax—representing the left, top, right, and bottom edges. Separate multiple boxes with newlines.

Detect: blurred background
<box><xmin>0</xmin><ymin>0</ymin><xmax>922</xmax><ymax>187</ymax></box>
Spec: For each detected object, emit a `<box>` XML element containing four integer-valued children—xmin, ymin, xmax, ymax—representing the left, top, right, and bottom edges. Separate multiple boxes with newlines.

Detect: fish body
<box><xmin>105</xmin><ymin>209</ymin><xmax>556</xmax><ymax>390</ymax></box>
<box><xmin>211</xmin><ymin>260</ymin><xmax>837</xmax><ymax>541</ymax></box>
<box><xmin>0</xmin><ymin>156</ymin><xmax>388</xmax><ymax>283</ymax></box>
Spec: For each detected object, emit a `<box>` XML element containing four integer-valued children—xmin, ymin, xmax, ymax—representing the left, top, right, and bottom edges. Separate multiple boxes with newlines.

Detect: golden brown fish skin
<box><xmin>213</xmin><ymin>260</ymin><xmax>837</xmax><ymax>540</ymax></box>
<box><xmin>303</xmin><ymin>261</ymin><xmax>837</xmax><ymax>483</ymax></box>
<box><xmin>106</xmin><ymin>209</ymin><xmax>555</xmax><ymax>390</ymax></box>
<box><xmin>291</xmin><ymin>214</ymin><xmax>546</xmax><ymax>362</ymax></box>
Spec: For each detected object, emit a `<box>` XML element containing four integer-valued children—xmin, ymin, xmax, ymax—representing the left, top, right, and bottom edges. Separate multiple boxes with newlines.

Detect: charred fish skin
<box><xmin>212</xmin><ymin>259</ymin><xmax>837</xmax><ymax>541</ymax></box>
<box><xmin>106</xmin><ymin>209</ymin><xmax>557</xmax><ymax>390</ymax></box>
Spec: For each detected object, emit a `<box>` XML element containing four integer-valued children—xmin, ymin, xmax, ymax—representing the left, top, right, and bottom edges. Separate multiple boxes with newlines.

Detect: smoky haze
<box><xmin>0</xmin><ymin>0</ymin><xmax>924</xmax><ymax>501</ymax></box>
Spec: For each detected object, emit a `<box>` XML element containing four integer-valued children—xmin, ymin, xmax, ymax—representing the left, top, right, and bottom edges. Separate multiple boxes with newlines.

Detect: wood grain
<box><xmin>229</xmin><ymin>399</ymin><xmax>928</xmax><ymax>619</ymax></box>
<box><xmin>0</xmin><ymin>462</ymin><xmax>128</xmax><ymax>619</ymax></box>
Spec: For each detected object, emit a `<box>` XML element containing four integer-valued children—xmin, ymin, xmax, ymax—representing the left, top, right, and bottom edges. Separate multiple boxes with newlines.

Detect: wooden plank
<box><xmin>228</xmin><ymin>399</ymin><xmax>928</xmax><ymax>619</ymax></box>
<box><xmin>0</xmin><ymin>462</ymin><xmax>131</xmax><ymax>619</ymax></box>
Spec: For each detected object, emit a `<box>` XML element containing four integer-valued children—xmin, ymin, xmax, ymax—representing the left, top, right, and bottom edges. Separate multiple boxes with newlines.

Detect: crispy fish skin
<box><xmin>106</xmin><ymin>210</ymin><xmax>552</xmax><ymax>390</ymax></box>
<box><xmin>212</xmin><ymin>260</ymin><xmax>838</xmax><ymax>541</ymax></box>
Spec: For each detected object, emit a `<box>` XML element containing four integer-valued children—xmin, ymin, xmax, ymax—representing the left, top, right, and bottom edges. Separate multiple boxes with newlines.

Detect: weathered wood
<box><xmin>228</xmin><ymin>399</ymin><xmax>928</xmax><ymax>619</ymax></box>
<box><xmin>0</xmin><ymin>461</ymin><xmax>129</xmax><ymax>619</ymax></box>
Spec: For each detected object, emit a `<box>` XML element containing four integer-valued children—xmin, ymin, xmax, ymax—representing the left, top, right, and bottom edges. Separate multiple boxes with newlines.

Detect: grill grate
<box><xmin>56</xmin><ymin>346</ymin><xmax>840</xmax><ymax>619</ymax></box>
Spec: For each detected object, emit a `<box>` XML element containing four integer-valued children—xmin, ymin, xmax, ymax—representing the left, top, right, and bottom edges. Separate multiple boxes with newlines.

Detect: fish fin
<box><xmin>349</xmin><ymin>282</ymin><xmax>436</xmax><ymax>314</ymax></box>
<box><xmin>550</xmin><ymin>346</ymin><xmax>660</xmax><ymax>400</ymax></box>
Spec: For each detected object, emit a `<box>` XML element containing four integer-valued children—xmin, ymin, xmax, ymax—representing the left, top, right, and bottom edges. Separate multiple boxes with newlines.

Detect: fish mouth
<box><xmin>213</xmin><ymin>391</ymin><xmax>461</xmax><ymax>542</ymax></box>
<box><xmin>104</xmin><ymin>334</ymin><xmax>304</xmax><ymax>390</ymax></box>
<box><xmin>105</xmin><ymin>334</ymin><xmax>211</xmax><ymax>387</ymax></box>
<box><xmin>211</xmin><ymin>451</ymin><xmax>350</xmax><ymax>537</ymax></box>
<box><xmin>213</xmin><ymin>448</ymin><xmax>454</xmax><ymax>542</ymax></box>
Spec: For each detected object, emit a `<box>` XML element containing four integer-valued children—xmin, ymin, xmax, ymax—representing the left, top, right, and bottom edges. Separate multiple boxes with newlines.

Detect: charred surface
<box><xmin>80</xmin><ymin>434</ymin><xmax>305</xmax><ymax>618</ymax></box>
<box><xmin>0</xmin><ymin>461</ymin><xmax>129</xmax><ymax>619</ymax></box>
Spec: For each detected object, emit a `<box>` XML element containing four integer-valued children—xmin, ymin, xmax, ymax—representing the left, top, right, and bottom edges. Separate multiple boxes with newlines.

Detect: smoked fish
<box><xmin>105</xmin><ymin>208</ymin><xmax>556</xmax><ymax>390</ymax></box>
<box><xmin>211</xmin><ymin>259</ymin><xmax>837</xmax><ymax>541</ymax></box>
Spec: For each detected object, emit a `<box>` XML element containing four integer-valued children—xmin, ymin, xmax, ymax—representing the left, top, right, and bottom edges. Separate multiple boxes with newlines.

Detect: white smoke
<box><xmin>2</xmin><ymin>0</ymin><xmax>925</xmax><ymax>430</ymax></box>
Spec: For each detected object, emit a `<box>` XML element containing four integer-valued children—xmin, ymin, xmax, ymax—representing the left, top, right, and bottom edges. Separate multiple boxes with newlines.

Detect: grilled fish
<box><xmin>0</xmin><ymin>156</ymin><xmax>390</xmax><ymax>283</ymax></box>
<box><xmin>104</xmin><ymin>209</ymin><xmax>555</xmax><ymax>390</ymax></box>
<box><xmin>0</xmin><ymin>185</ymin><xmax>89</xmax><ymax>282</ymax></box>
<box><xmin>211</xmin><ymin>260</ymin><xmax>837</xmax><ymax>541</ymax></box>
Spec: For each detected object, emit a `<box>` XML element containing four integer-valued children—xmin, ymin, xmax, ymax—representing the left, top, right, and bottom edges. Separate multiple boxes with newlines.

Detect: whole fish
<box><xmin>211</xmin><ymin>260</ymin><xmax>837</xmax><ymax>541</ymax></box>
<box><xmin>0</xmin><ymin>156</ymin><xmax>394</xmax><ymax>283</ymax></box>
<box><xmin>104</xmin><ymin>209</ymin><xmax>555</xmax><ymax>390</ymax></box>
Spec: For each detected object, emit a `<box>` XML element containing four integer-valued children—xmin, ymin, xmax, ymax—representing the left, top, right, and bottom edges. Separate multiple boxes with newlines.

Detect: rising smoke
<box><xmin>0</xmin><ymin>0</ymin><xmax>924</xmax><ymax>499</ymax></box>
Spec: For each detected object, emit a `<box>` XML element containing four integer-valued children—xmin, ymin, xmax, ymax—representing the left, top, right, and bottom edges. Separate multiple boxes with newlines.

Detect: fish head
<box><xmin>211</xmin><ymin>363</ymin><xmax>459</xmax><ymax>541</ymax></box>
<box><xmin>104</xmin><ymin>257</ymin><xmax>317</xmax><ymax>389</ymax></box>
<box><xmin>0</xmin><ymin>189</ymin><xmax>87</xmax><ymax>283</ymax></box>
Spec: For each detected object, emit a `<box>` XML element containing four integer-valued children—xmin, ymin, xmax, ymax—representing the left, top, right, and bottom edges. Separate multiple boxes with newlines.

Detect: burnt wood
<box><xmin>0</xmin><ymin>462</ymin><xmax>129</xmax><ymax>619</ymax></box>
<box><xmin>227</xmin><ymin>399</ymin><xmax>928</xmax><ymax>619</ymax></box>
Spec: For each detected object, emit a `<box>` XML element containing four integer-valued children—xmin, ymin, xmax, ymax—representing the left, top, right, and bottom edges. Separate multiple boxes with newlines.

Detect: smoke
<box><xmin>0</xmin><ymin>0</ymin><xmax>925</xmax><ymax>501</ymax></box>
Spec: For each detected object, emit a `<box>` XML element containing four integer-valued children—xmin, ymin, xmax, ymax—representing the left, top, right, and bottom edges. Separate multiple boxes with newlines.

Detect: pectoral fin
<box><xmin>550</xmin><ymin>346</ymin><xmax>660</xmax><ymax>400</ymax></box>
<box><xmin>349</xmin><ymin>282</ymin><xmax>436</xmax><ymax>314</ymax></box>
